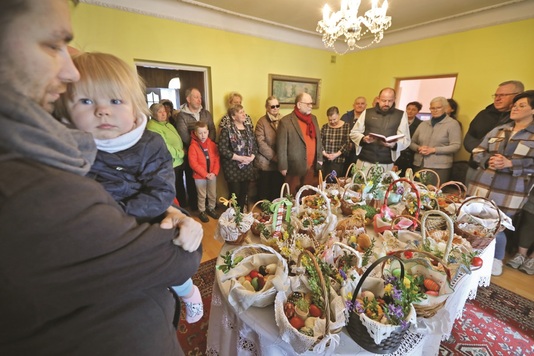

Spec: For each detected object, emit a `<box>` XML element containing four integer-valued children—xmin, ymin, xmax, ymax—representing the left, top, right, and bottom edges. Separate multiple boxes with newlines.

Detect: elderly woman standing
<box><xmin>468</xmin><ymin>91</ymin><xmax>534</xmax><ymax>276</ymax></box>
<box><xmin>219</xmin><ymin>104</ymin><xmax>258</xmax><ymax>209</ymax></box>
<box><xmin>409</xmin><ymin>97</ymin><xmax>462</xmax><ymax>186</ymax></box>
<box><xmin>147</xmin><ymin>103</ymin><xmax>186</xmax><ymax>206</ymax></box>
<box><xmin>255</xmin><ymin>96</ymin><xmax>284</xmax><ymax>201</ymax></box>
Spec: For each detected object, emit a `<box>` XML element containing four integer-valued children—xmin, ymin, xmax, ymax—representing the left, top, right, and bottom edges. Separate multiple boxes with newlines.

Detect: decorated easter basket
<box><xmin>373</xmin><ymin>178</ymin><xmax>421</xmax><ymax>234</ymax></box>
<box><xmin>219</xmin><ymin>244</ymin><xmax>289</xmax><ymax>313</ymax></box>
<box><xmin>346</xmin><ymin>255</ymin><xmax>416</xmax><ymax>354</ymax></box>
<box><xmin>454</xmin><ymin>196</ymin><xmax>501</xmax><ymax>250</ymax></box>
<box><xmin>295</xmin><ymin>185</ymin><xmax>337</xmax><ymax>244</ymax></box>
<box><xmin>250</xmin><ymin>199</ymin><xmax>273</xmax><ymax>236</ymax></box>
<box><xmin>215</xmin><ymin>194</ymin><xmax>254</xmax><ymax>245</ymax></box>
<box><xmin>274</xmin><ymin>250</ymin><xmax>341</xmax><ymax>354</ymax></box>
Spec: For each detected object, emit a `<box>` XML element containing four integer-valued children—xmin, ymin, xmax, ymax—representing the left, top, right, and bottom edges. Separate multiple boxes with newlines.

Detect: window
<box><xmin>395</xmin><ymin>75</ymin><xmax>457</xmax><ymax>120</ymax></box>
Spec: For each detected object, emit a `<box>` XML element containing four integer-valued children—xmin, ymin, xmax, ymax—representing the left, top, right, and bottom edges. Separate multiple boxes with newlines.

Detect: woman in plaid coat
<box><xmin>467</xmin><ymin>90</ymin><xmax>534</xmax><ymax>276</ymax></box>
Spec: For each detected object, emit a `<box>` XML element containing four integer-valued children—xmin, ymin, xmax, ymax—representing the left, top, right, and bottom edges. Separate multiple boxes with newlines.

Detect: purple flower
<box><xmin>393</xmin><ymin>287</ymin><xmax>402</xmax><ymax>300</ymax></box>
<box><xmin>339</xmin><ymin>268</ymin><xmax>347</xmax><ymax>280</ymax></box>
<box><xmin>400</xmin><ymin>320</ymin><xmax>409</xmax><ymax>330</ymax></box>
<box><xmin>345</xmin><ymin>300</ymin><xmax>354</xmax><ymax>312</ymax></box>
<box><xmin>388</xmin><ymin>304</ymin><xmax>404</xmax><ymax>319</ymax></box>
<box><xmin>396</xmin><ymin>186</ymin><xmax>405</xmax><ymax>195</ymax></box>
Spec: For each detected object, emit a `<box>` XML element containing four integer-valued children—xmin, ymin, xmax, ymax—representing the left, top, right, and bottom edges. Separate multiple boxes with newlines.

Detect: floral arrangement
<box><xmin>346</xmin><ymin>273</ymin><xmax>424</xmax><ymax>328</ymax></box>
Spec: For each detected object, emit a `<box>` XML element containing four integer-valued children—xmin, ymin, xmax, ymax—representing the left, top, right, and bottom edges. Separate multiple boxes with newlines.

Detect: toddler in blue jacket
<box><xmin>55</xmin><ymin>52</ymin><xmax>203</xmax><ymax>323</ymax></box>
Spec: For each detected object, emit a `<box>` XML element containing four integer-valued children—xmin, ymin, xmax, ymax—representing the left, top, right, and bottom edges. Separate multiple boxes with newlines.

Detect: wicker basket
<box><xmin>250</xmin><ymin>199</ymin><xmax>272</xmax><ymax>236</ymax></box>
<box><xmin>346</xmin><ymin>255</ymin><xmax>412</xmax><ymax>354</ymax></box>
<box><xmin>388</xmin><ymin>248</ymin><xmax>453</xmax><ymax>318</ymax></box>
<box><xmin>454</xmin><ymin>196</ymin><xmax>500</xmax><ymax>250</ymax></box>
<box><xmin>274</xmin><ymin>250</ymin><xmax>338</xmax><ymax>354</ymax></box>
<box><xmin>439</xmin><ymin>180</ymin><xmax>467</xmax><ymax>203</ymax></box>
<box><xmin>295</xmin><ymin>185</ymin><xmax>337</xmax><ymax>243</ymax></box>
<box><xmin>340</xmin><ymin>182</ymin><xmax>365</xmax><ymax>216</ymax></box>
<box><xmin>373</xmin><ymin>178</ymin><xmax>421</xmax><ymax>233</ymax></box>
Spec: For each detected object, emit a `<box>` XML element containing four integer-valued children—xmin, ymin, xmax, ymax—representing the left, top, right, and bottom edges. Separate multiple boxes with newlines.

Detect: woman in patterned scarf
<box><xmin>219</xmin><ymin>104</ymin><xmax>258</xmax><ymax>210</ymax></box>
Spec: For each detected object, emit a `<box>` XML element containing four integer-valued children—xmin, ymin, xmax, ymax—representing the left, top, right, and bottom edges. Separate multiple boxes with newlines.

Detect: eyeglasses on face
<box><xmin>269</xmin><ymin>104</ymin><xmax>280</xmax><ymax>109</ymax></box>
<box><xmin>492</xmin><ymin>93</ymin><xmax>518</xmax><ymax>99</ymax></box>
<box><xmin>299</xmin><ymin>102</ymin><xmax>313</xmax><ymax>107</ymax></box>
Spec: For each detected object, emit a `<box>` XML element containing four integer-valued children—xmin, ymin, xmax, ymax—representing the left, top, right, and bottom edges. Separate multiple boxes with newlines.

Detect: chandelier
<box><xmin>316</xmin><ymin>0</ymin><xmax>392</xmax><ymax>54</ymax></box>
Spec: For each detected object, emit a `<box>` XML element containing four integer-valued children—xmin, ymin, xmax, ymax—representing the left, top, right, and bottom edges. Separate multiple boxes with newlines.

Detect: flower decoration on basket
<box><xmin>346</xmin><ymin>271</ymin><xmax>422</xmax><ymax>328</ymax></box>
<box><xmin>345</xmin><ymin>255</ymin><xmax>417</xmax><ymax>354</ymax></box>
<box><xmin>215</xmin><ymin>193</ymin><xmax>254</xmax><ymax>245</ymax></box>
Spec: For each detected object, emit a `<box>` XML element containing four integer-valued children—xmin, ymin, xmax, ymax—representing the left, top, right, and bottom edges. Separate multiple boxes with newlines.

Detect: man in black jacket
<box><xmin>464</xmin><ymin>80</ymin><xmax>524</xmax><ymax>185</ymax></box>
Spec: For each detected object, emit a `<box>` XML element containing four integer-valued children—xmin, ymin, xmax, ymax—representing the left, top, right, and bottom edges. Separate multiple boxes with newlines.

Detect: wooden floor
<box><xmin>193</xmin><ymin>208</ymin><xmax>534</xmax><ymax>302</ymax></box>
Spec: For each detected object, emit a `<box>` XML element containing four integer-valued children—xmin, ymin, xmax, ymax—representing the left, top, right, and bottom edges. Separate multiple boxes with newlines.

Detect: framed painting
<box><xmin>269</xmin><ymin>74</ymin><xmax>321</xmax><ymax>108</ymax></box>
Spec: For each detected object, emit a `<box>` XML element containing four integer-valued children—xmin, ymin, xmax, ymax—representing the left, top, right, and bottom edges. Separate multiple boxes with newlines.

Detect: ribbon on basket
<box><xmin>270</xmin><ymin>198</ymin><xmax>293</xmax><ymax>232</ymax></box>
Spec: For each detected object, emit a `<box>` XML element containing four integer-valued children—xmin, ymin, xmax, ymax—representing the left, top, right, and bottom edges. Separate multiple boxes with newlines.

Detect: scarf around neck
<box><xmin>294</xmin><ymin>108</ymin><xmax>316</xmax><ymax>139</ymax></box>
<box><xmin>0</xmin><ymin>90</ymin><xmax>96</xmax><ymax>176</ymax></box>
<box><xmin>95</xmin><ymin>114</ymin><xmax>147</xmax><ymax>153</ymax></box>
<box><xmin>228</xmin><ymin>121</ymin><xmax>253</xmax><ymax>169</ymax></box>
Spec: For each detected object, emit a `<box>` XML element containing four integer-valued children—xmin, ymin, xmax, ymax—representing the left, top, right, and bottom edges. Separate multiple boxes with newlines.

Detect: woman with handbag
<box><xmin>467</xmin><ymin>90</ymin><xmax>534</xmax><ymax>276</ymax></box>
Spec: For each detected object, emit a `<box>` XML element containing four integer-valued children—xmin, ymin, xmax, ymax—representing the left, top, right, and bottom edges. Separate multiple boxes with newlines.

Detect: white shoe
<box><xmin>491</xmin><ymin>258</ymin><xmax>503</xmax><ymax>276</ymax></box>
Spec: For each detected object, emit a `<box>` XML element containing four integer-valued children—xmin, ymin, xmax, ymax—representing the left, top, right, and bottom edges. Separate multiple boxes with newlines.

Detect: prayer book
<box><xmin>368</xmin><ymin>133</ymin><xmax>405</xmax><ymax>143</ymax></box>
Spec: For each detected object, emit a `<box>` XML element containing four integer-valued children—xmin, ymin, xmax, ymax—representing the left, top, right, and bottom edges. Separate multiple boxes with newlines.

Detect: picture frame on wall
<box><xmin>269</xmin><ymin>74</ymin><xmax>321</xmax><ymax>108</ymax></box>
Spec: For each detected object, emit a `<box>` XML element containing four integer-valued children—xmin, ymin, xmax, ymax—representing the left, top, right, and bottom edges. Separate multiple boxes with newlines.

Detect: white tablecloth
<box><xmin>206</xmin><ymin>238</ymin><xmax>495</xmax><ymax>355</ymax></box>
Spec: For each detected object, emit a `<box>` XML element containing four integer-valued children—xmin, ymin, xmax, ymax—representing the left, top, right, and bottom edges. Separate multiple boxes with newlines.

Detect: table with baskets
<box><xmin>207</xmin><ymin>173</ymin><xmax>501</xmax><ymax>355</ymax></box>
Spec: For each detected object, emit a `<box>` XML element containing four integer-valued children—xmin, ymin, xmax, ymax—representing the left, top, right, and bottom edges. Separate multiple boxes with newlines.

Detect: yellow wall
<box><xmin>71</xmin><ymin>4</ymin><xmax>534</xmax><ymax>163</ymax></box>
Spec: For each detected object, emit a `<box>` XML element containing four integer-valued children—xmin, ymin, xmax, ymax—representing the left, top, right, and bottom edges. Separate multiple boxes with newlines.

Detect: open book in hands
<box><xmin>368</xmin><ymin>133</ymin><xmax>405</xmax><ymax>143</ymax></box>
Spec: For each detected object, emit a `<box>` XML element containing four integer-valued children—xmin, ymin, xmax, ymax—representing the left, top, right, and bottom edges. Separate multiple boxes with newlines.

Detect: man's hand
<box><xmin>362</xmin><ymin>135</ymin><xmax>376</xmax><ymax>144</ymax></box>
<box><xmin>160</xmin><ymin>206</ymin><xmax>203</xmax><ymax>252</ymax></box>
<box><xmin>281</xmin><ymin>169</ymin><xmax>287</xmax><ymax>176</ymax></box>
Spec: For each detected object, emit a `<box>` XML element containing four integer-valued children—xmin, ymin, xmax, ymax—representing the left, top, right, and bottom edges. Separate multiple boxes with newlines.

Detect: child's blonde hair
<box><xmin>55</xmin><ymin>52</ymin><xmax>149</xmax><ymax>121</ymax></box>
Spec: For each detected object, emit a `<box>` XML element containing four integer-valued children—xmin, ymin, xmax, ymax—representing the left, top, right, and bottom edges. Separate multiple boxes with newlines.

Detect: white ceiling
<box><xmin>85</xmin><ymin>0</ymin><xmax>534</xmax><ymax>51</ymax></box>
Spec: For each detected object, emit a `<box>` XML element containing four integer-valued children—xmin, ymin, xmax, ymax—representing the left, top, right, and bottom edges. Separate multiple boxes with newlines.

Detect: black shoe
<box><xmin>206</xmin><ymin>208</ymin><xmax>219</xmax><ymax>219</ymax></box>
<box><xmin>198</xmin><ymin>211</ymin><xmax>209</xmax><ymax>223</ymax></box>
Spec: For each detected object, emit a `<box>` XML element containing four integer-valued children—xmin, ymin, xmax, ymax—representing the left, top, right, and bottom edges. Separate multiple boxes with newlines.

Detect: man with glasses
<box><xmin>464</xmin><ymin>80</ymin><xmax>524</xmax><ymax>185</ymax></box>
<box><xmin>350</xmin><ymin>87</ymin><xmax>411</xmax><ymax>175</ymax></box>
<box><xmin>277</xmin><ymin>92</ymin><xmax>323</xmax><ymax>195</ymax></box>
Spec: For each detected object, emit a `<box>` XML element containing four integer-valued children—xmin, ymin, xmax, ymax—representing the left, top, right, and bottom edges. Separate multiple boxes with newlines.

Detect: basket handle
<box><xmin>414</xmin><ymin>169</ymin><xmax>441</xmax><ymax>190</ymax></box>
<box><xmin>279</xmin><ymin>183</ymin><xmax>291</xmax><ymax>199</ymax></box>
<box><xmin>297</xmin><ymin>250</ymin><xmax>331</xmax><ymax>334</ymax></box>
<box><xmin>390</xmin><ymin>215</ymin><xmax>421</xmax><ymax>231</ymax></box>
<box><xmin>387</xmin><ymin>249</ymin><xmax>452</xmax><ymax>282</ymax></box>
<box><xmin>439</xmin><ymin>181</ymin><xmax>467</xmax><ymax>198</ymax></box>
<box><xmin>295</xmin><ymin>184</ymin><xmax>332</xmax><ymax>215</ymax></box>
<box><xmin>350</xmin><ymin>255</ymin><xmax>404</xmax><ymax>305</ymax></box>
<box><xmin>251</xmin><ymin>199</ymin><xmax>271</xmax><ymax>213</ymax></box>
<box><xmin>351</xmin><ymin>168</ymin><xmax>367</xmax><ymax>184</ymax></box>
<box><xmin>421</xmin><ymin>209</ymin><xmax>454</xmax><ymax>261</ymax></box>
<box><xmin>344</xmin><ymin>162</ymin><xmax>356</xmax><ymax>179</ymax></box>
<box><xmin>456</xmin><ymin>196</ymin><xmax>501</xmax><ymax>236</ymax></box>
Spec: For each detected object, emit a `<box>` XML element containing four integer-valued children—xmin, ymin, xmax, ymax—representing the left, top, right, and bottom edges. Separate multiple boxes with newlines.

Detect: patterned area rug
<box><xmin>439</xmin><ymin>284</ymin><xmax>534</xmax><ymax>355</ymax></box>
<box><xmin>177</xmin><ymin>259</ymin><xmax>534</xmax><ymax>355</ymax></box>
<box><xmin>176</xmin><ymin>258</ymin><xmax>216</xmax><ymax>356</ymax></box>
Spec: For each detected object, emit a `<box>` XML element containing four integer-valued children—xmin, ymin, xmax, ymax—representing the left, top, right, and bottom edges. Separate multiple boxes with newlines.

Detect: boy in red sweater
<box><xmin>189</xmin><ymin>122</ymin><xmax>221</xmax><ymax>222</ymax></box>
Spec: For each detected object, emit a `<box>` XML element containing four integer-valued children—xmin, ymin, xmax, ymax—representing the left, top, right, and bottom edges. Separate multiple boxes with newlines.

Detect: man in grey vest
<box><xmin>350</xmin><ymin>87</ymin><xmax>411</xmax><ymax>175</ymax></box>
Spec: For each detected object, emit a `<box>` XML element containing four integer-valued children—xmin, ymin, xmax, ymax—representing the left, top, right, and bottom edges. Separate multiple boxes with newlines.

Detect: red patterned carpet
<box><xmin>439</xmin><ymin>284</ymin><xmax>534</xmax><ymax>355</ymax></box>
<box><xmin>177</xmin><ymin>259</ymin><xmax>534</xmax><ymax>355</ymax></box>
